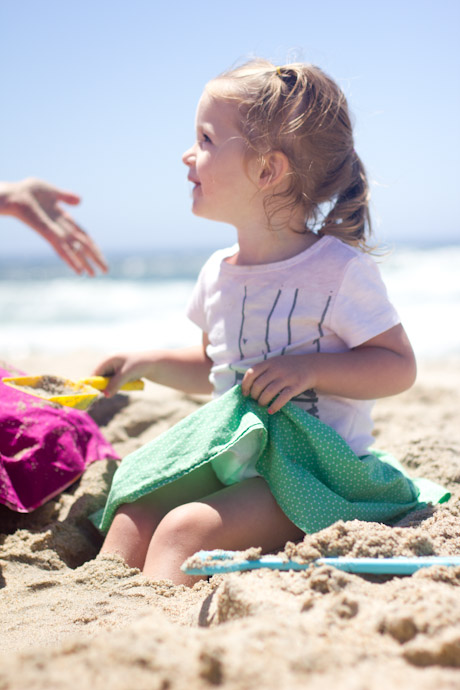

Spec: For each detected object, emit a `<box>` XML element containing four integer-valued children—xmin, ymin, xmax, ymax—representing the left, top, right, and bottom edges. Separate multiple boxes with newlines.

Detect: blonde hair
<box><xmin>207</xmin><ymin>59</ymin><xmax>372</xmax><ymax>251</ymax></box>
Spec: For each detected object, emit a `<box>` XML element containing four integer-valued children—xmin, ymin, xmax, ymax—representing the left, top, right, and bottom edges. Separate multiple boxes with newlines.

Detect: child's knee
<box><xmin>102</xmin><ymin>501</ymin><xmax>163</xmax><ymax>569</ymax></box>
<box><xmin>111</xmin><ymin>500</ymin><xmax>161</xmax><ymax>539</ymax></box>
<box><xmin>154</xmin><ymin>502</ymin><xmax>220</xmax><ymax>548</ymax></box>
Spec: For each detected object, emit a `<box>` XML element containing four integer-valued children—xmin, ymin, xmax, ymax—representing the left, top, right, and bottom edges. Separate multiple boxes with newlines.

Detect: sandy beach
<box><xmin>1</xmin><ymin>352</ymin><xmax>459</xmax><ymax>689</ymax></box>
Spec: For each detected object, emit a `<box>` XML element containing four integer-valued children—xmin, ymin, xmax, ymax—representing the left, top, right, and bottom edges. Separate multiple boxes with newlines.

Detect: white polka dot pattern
<box><xmin>98</xmin><ymin>387</ymin><xmax>449</xmax><ymax>534</ymax></box>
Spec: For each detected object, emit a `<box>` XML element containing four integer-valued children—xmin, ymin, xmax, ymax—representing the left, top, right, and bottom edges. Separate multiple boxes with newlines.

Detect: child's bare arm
<box><xmin>94</xmin><ymin>333</ymin><xmax>213</xmax><ymax>397</ymax></box>
<box><xmin>241</xmin><ymin>324</ymin><xmax>416</xmax><ymax>414</ymax></box>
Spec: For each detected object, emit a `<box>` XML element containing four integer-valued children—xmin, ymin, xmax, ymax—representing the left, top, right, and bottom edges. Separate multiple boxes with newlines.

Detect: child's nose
<box><xmin>182</xmin><ymin>144</ymin><xmax>196</xmax><ymax>166</ymax></box>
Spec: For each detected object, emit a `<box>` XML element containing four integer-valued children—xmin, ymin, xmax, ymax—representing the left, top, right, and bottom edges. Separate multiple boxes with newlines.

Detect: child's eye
<box><xmin>202</xmin><ymin>133</ymin><xmax>212</xmax><ymax>144</ymax></box>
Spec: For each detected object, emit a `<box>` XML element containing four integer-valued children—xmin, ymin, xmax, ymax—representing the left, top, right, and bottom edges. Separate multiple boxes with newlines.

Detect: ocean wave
<box><xmin>1</xmin><ymin>245</ymin><xmax>459</xmax><ymax>360</ymax></box>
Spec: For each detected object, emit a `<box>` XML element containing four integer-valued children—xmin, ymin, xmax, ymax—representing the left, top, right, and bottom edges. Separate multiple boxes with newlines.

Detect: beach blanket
<box><xmin>0</xmin><ymin>363</ymin><xmax>118</xmax><ymax>512</ymax></box>
<box><xmin>98</xmin><ymin>386</ymin><xmax>449</xmax><ymax>534</ymax></box>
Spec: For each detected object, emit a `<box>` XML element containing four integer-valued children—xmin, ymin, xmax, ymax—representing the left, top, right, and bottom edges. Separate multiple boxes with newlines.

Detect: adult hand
<box><xmin>0</xmin><ymin>178</ymin><xmax>108</xmax><ymax>275</ymax></box>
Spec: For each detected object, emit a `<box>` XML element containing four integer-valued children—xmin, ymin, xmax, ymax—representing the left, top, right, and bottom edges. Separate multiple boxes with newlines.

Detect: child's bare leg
<box><xmin>100</xmin><ymin>463</ymin><xmax>224</xmax><ymax>569</ymax></box>
<box><xmin>143</xmin><ymin>477</ymin><xmax>305</xmax><ymax>586</ymax></box>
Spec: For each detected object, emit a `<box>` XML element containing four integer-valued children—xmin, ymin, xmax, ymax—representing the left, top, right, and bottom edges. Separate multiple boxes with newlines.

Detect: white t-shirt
<box><xmin>187</xmin><ymin>236</ymin><xmax>400</xmax><ymax>457</ymax></box>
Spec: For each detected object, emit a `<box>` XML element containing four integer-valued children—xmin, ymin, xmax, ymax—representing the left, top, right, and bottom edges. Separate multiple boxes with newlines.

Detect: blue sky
<box><xmin>1</xmin><ymin>0</ymin><xmax>459</xmax><ymax>258</ymax></box>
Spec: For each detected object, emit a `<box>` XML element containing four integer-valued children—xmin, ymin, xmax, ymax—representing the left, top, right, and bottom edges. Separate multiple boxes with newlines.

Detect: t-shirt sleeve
<box><xmin>329</xmin><ymin>254</ymin><xmax>400</xmax><ymax>348</ymax></box>
<box><xmin>186</xmin><ymin>246</ymin><xmax>236</xmax><ymax>333</ymax></box>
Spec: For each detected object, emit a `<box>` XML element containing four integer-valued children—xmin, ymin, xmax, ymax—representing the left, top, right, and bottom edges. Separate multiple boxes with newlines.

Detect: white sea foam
<box><xmin>0</xmin><ymin>277</ymin><xmax>201</xmax><ymax>358</ymax></box>
<box><xmin>379</xmin><ymin>244</ymin><xmax>460</xmax><ymax>359</ymax></box>
<box><xmin>1</xmin><ymin>245</ymin><xmax>459</xmax><ymax>360</ymax></box>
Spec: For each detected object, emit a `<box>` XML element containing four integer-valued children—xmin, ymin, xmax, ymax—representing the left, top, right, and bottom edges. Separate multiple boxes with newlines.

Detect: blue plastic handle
<box><xmin>182</xmin><ymin>550</ymin><xmax>460</xmax><ymax>576</ymax></box>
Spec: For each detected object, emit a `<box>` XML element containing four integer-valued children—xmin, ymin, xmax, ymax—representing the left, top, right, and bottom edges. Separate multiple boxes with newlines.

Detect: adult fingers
<box><xmin>59</xmin><ymin>218</ymin><xmax>97</xmax><ymax>276</ymax></box>
<box><xmin>56</xmin><ymin>189</ymin><xmax>81</xmax><ymax>205</ymax></box>
<box><xmin>17</xmin><ymin>199</ymin><xmax>87</xmax><ymax>273</ymax></box>
<box><xmin>61</xmin><ymin>215</ymin><xmax>108</xmax><ymax>274</ymax></box>
<box><xmin>35</xmin><ymin>180</ymin><xmax>81</xmax><ymax>206</ymax></box>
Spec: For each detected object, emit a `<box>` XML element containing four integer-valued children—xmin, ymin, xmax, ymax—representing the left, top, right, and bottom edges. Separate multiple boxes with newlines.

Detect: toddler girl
<box><xmin>94</xmin><ymin>59</ymin><xmax>445</xmax><ymax>585</ymax></box>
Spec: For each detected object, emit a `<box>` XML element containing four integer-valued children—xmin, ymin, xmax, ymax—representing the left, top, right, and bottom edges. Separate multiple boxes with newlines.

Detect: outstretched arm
<box><xmin>241</xmin><ymin>324</ymin><xmax>416</xmax><ymax>414</ymax></box>
<box><xmin>93</xmin><ymin>333</ymin><xmax>213</xmax><ymax>397</ymax></box>
<box><xmin>0</xmin><ymin>178</ymin><xmax>108</xmax><ymax>276</ymax></box>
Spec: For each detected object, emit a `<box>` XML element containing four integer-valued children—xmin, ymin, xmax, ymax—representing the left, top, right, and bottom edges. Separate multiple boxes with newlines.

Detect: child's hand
<box><xmin>241</xmin><ymin>355</ymin><xmax>315</xmax><ymax>414</ymax></box>
<box><xmin>93</xmin><ymin>352</ymin><xmax>152</xmax><ymax>398</ymax></box>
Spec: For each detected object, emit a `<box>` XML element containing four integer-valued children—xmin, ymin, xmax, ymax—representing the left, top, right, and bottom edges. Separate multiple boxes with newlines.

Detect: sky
<box><xmin>1</xmin><ymin>0</ymin><xmax>459</xmax><ymax>259</ymax></box>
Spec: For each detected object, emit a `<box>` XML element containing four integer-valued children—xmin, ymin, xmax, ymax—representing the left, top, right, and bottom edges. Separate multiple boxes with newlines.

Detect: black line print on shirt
<box><xmin>237</xmin><ymin>286</ymin><xmax>248</xmax><ymax>360</ymax></box>
<box><xmin>233</xmin><ymin>286</ymin><xmax>284</xmax><ymax>385</ymax></box>
<box><xmin>291</xmin><ymin>388</ymin><xmax>319</xmax><ymax>416</ymax></box>
<box><xmin>291</xmin><ymin>294</ymin><xmax>331</xmax><ymax>417</ymax></box>
<box><xmin>264</xmin><ymin>289</ymin><xmax>282</xmax><ymax>359</ymax></box>
<box><xmin>281</xmin><ymin>288</ymin><xmax>299</xmax><ymax>356</ymax></box>
<box><xmin>231</xmin><ymin>286</ymin><xmax>321</xmax><ymax>418</ymax></box>
<box><xmin>312</xmin><ymin>294</ymin><xmax>332</xmax><ymax>352</ymax></box>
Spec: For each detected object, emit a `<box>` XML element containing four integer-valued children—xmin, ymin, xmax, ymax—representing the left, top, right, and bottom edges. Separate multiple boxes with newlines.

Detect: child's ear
<box><xmin>258</xmin><ymin>151</ymin><xmax>290</xmax><ymax>189</ymax></box>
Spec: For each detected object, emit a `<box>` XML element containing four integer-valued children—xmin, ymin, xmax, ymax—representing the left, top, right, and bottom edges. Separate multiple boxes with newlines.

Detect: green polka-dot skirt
<box><xmin>97</xmin><ymin>386</ymin><xmax>450</xmax><ymax>534</ymax></box>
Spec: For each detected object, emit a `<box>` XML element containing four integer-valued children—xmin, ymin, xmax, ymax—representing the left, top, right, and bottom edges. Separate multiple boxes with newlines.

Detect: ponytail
<box><xmin>319</xmin><ymin>153</ymin><xmax>372</xmax><ymax>250</ymax></box>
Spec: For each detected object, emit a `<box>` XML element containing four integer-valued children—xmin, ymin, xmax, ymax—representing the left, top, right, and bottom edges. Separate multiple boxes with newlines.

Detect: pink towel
<box><xmin>0</xmin><ymin>364</ymin><xmax>118</xmax><ymax>512</ymax></box>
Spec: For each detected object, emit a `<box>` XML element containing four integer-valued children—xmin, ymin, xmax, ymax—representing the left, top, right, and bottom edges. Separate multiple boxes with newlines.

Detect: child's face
<box><xmin>182</xmin><ymin>90</ymin><xmax>260</xmax><ymax>225</ymax></box>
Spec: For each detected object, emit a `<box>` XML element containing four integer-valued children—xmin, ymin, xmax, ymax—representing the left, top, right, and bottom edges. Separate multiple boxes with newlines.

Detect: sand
<box><xmin>1</xmin><ymin>352</ymin><xmax>459</xmax><ymax>689</ymax></box>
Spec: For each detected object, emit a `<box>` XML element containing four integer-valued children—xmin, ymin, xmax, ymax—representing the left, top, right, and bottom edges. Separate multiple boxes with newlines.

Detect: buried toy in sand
<box><xmin>182</xmin><ymin>548</ymin><xmax>460</xmax><ymax>576</ymax></box>
<box><xmin>0</xmin><ymin>364</ymin><xmax>119</xmax><ymax>513</ymax></box>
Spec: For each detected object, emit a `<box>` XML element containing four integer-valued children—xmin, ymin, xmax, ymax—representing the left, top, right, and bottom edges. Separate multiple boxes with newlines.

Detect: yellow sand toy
<box><xmin>2</xmin><ymin>375</ymin><xmax>144</xmax><ymax>411</ymax></box>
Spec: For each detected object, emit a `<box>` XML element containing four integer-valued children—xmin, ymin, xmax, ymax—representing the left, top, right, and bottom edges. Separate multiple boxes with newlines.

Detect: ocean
<box><xmin>1</xmin><ymin>244</ymin><xmax>459</xmax><ymax>362</ymax></box>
